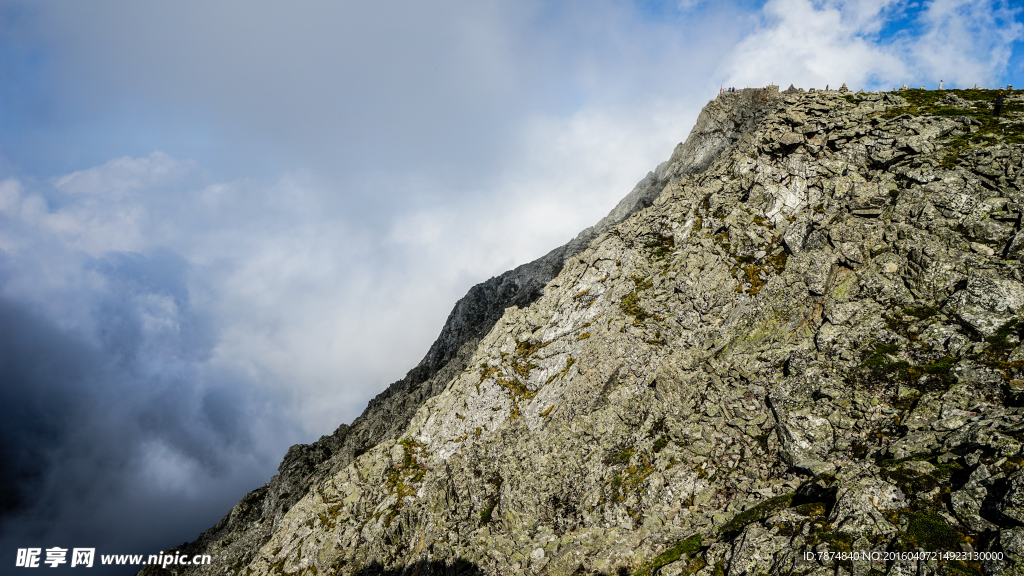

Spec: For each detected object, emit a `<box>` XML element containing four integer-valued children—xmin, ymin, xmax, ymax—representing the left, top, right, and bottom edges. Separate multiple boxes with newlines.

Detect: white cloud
<box><xmin>53</xmin><ymin>151</ymin><xmax>195</xmax><ymax>197</ymax></box>
<box><xmin>720</xmin><ymin>0</ymin><xmax>1023</xmax><ymax>91</ymax></box>
<box><xmin>721</xmin><ymin>0</ymin><xmax>907</xmax><ymax>91</ymax></box>
<box><xmin>0</xmin><ymin>178</ymin><xmax>22</xmax><ymax>213</ymax></box>
<box><xmin>908</xmin><ymin>0</ymin><xmax>1024</xmax><ymax>87</ymax></box>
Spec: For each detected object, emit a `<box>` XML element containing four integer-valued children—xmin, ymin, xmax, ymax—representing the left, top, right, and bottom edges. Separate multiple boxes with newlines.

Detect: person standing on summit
<box><xmin>994</xmin><ymin>90</ymin><xmax>1005</xmax><ymax>118</ymax></box>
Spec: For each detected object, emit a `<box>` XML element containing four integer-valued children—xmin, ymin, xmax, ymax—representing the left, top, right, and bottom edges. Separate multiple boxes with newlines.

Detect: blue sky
<box><xmin>0</xmin><ymin>0</ymin><xmax>1022</xmax><ymax>569</ymax></box>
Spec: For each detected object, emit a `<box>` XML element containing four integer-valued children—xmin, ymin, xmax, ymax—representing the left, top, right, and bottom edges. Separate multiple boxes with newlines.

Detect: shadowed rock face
<box><xmin>143</xmin><ymin>86</ymin><xmax>1024</xmax><ymax>576</ymax></box>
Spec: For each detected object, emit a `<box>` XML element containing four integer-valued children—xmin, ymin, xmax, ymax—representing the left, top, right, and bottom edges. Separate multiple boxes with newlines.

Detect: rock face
<box><xmin>142</xmin><ymin>86</ymin><xmax>1024</xmax><ymax>576</ymax></box>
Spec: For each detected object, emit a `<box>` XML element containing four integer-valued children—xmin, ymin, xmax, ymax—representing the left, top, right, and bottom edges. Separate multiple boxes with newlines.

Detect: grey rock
<box><xmin>944</xmin><ymin>271</ymin><xmax>1024</xmax><ymax>337</ymax></box>
<box><xmin>769</xmin><ymin>394</ymin><xmax>835</xmax><ymax>470</ymax></box>
<box><xmin>829</xmin><ymin>463</ymin><xmax>904</xmax><ymax>537</ymax></box>
<box><xmin>996</xmin><ymin>528</ymin><xmax>1024</xmax><ymax>576</ymax></box>
<box><xmin>952</xmin><ymin>464</ymin><xmax>1001</xmax><ymax>532</ymax></box>
<box><xmin>1002</xmin><ymin>470</ymin><xmax>1024</xmax><ymax>524</ymax></box>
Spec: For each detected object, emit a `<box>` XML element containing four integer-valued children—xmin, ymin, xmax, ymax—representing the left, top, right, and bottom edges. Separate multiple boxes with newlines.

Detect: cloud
<box><xmin>0</xmin><ymin>0</ymin><xmax>751</xmax><ymax>180</ymax></box>
<box><xmin>720</xmin><ymin>0</ymin><xmax>1023</xmax><ymax>91</ymax></box>
<box><xmin>0</xmin><ymin>170</ymin><xmax>300</xmax><ymax>563</ymax></box>
<box><xmin>0</xmin><ymin>257</ymin><xmax>296</xmax><ymax>560</ymax></box>
<box><xmin>908</xmin><ymin>0</ymin><xmax>1024</xmax><ymax>87</ymax></box>
<box><xmin>53</xmin><ymin>152</ymin><xmax>196</xmax><ymax>198</ymax></box>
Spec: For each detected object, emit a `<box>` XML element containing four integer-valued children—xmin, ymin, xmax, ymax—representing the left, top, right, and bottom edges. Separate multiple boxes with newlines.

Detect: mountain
<box><xmin>141</xmin><ymin>85</ymin><xmax>1024</xmax><ymax>576</ymax></box>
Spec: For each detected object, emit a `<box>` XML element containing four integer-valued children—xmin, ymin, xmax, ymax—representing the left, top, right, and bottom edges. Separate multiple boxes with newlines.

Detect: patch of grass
<box><xmin>816</xmin><ymin>531</ymin><xmax>854</xmax><ymax>549</ymax></box>
<box><xmin>732</xmin><ymin>250</ymin><xmax>788</xmax><ymax>295</ymax></box>
<box><xmin>807</xmin><ymin>531</ymin><xmax>854</xmax><ymax>554</ymax></box>
<box><xmin>862</xmin><ymin>342</ymin><xmax>908</xmax><ymax>373</ymax></box>
<box><xmin>378</xmin><ymin>438</ymin><xmax>429</xmax><ymax>528</ymax></box>
<box><xmin>495</xmin><ymin>375</ymin><xmax>537</xmax><ymax>418</ymax></box>
<box><xmin>711</xmin><ymin>223</ymin><xmax>788</xmax><ymax>295</ymax></box>
<box><xmin>621</xmin><ymin>292</ymin><xmax>648</xmax><ymax>321</ymax></box>
<box><xmin>479</xmin><ymin>360</ymin><xmax>538</xmax><ymax>408</ymax></box>
<box><xmin>939</xmin><ymin>135</ymin><xmax>970</xmax><ymax>168</ymax></box>
<box><xmin>859</xmin><ymin>340</ymin><xmax>957</xmax><ymax>392</ymax></box>
<box><xmin>603</xmin><ymin>446</ymin><xmax>635</xmax><ymax>466</ymax></box>
<box><xmin>652</xmin><ymin>436</ymin><xmax>670</xmax><ymax>453</ymax></box>
<box><xmin>515</xmin><ymin>339</ymin><xmax>549</xmax><ymax>358</ymax></box>
<box><xmin>882</xmin><ymin>88</ymin><xmax>981</xmax><ymax>118</ymax></box>
<box><xmin>718</xmin><ymin>493</ymin><xmax>795</xmax><ymax>540</ymax></box>
<box><xmin>620</xmin><ymin>275</ymin><xmax>657</xmax><ymax>324</ymax></box>
<box><xmin>634</xmin><ymin>534</ymin><xmax>703</xmax><ymax>576</ymax></box>
<box><xmin>986</xmin><ymin>319</ymin><xmax>1020</xmax><ymax>356</ymax></box>
<box><xmin>893</xmin><ymin>511</ymin><xmax>965</xmax><ymax>552</ymax></box>
<box><xmin>479</xmin><ymin>337</ymin><xmax>559</xmax><ymax>416</ymax></box>
<box><xmin>879</xmin><ymin>88</ymin><xmax>1024</xmax><ymax>154</ymax></box>
<box><xmin>317</xmin><ymin>504</ymin><xmax>343</xmax><ymax>531</ymax></box>
<box><xmin>479</xmin><ymin>502</ymin><xmax>496</xmax><ymax>524</ymax></box>
<box><xmin>632</xmin><ymin>275</ymin><xmax>653</xmax><ymax>290</ymax></box>
<box><xmin>688</xmin><ymin>217</ymin><xmax>705</xmax><ymax>239</ymax></box>
<box><xmin>903</xmin><ymin>305</ymin><xmax>940</xmax><ymax>320</ymax></box>
<box><xmin>479</xmin><ymin>363</ymin><xmax>499</xmax><ymax>381</ymax></box>
<box><xmin>621</xmin><ymin>462</ymin><xmax>655</xmax><ymax>500</ymax></box>
<box><xmin>932</xmin><ymin>106</ymin><xmax>974</xmax><ymax>117</ymax></box>
<box><xmin>478</xmin><ymin>471</ymin><xmax>503</xmax><ymax>526</ymax></box>
<box><xmin>573</xmin><ymin>288</ymin><xmax>597</xmax><ymax>308</ymax></box>
<box><xmin>644</xmin><ymin>233</ymin><xmax>676</xmax><ymax>261</ymax></box>
<box><xmin>880</xmin><ymin>465</ymin><xmax>941</xmax><ymax>501</ymax></box>
<box><xmin>930</xmin><ymin>458</ymin><xmax>966</xmax><ymax>478</ymax></box>
<box><xmin>945</xmin><ymin>561</ymin><xmax>986</xmax><ymax>576</ymax></box>
<box><xmin>792</xmin><ymin>502</ymin><xmax>827</xmax><ymax>516</ymax></box>
<box><xmin>920</xmin><ymin>356</ymin><xmax>956</xmax><ymax>377</ymax></box>
<box><xmin>511</xmin><ymin>358</ymin><xmax>538</xmax><ymax>379</ymax></box>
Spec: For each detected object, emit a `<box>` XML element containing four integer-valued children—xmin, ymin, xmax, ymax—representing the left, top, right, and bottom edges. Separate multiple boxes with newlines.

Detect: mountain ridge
<box><xmin>143</xmin><ymin>85</ymin><xmax>1024</xmax><ymax>576</ymax></box>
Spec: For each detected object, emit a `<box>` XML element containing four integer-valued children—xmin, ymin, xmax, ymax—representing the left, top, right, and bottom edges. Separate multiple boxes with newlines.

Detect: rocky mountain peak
<box><xmin>142</xmin><ymin>85</ymin><xmax>1024</xmax><ymax>576</ymax></box>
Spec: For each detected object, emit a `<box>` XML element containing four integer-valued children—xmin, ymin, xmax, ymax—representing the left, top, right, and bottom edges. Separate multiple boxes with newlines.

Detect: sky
<box><xmin>0</xmin><ymin>0</ymin><xmax>1021</xmax><ymax>571</ymax></box>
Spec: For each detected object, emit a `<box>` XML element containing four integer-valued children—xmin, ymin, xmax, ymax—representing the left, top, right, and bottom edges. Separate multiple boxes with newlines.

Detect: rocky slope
<box><xmin>143</xmin><ymin>85</ymin><xmax>1024</xmax><ymax>576</ymax></box>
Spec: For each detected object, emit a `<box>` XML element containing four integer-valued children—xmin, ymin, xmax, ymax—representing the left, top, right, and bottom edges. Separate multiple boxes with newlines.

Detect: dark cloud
<box><xmin>0</xmin><ymin>247</ymin><xmax>298</xmax><ymax>572</ymax></box>
<box><xmin>0</xmin><ymin>297</ymin><xmax>94</xmax><ymax>516</ymax></box>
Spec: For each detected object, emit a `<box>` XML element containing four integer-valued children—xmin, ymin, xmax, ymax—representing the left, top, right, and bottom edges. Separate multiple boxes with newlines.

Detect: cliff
<box><xmin>142</xmin><ymin>85</ymin><xmax>1024</xmax><ymax>576</ymax></box>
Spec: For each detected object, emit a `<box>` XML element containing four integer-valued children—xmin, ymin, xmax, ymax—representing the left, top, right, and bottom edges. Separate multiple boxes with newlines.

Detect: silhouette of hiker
<box><xmin>994</xmin><ymin>91</ymin><xmax>1005</xmax><ymax>118</ymax></box>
